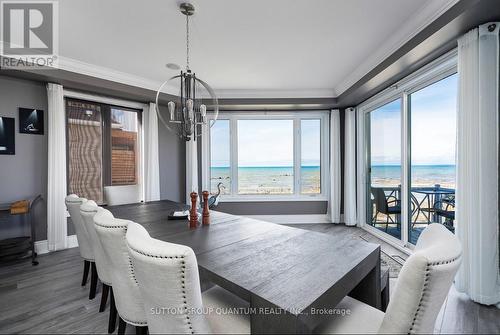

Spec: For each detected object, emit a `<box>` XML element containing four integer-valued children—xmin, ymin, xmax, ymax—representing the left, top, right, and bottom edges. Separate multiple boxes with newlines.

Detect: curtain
<box><xmin>344</xmin><ymin>107</ymin><xmax>357</xmax><ymax>226</ymax></box>
<box><xmin>186</xmin><ymin>138</ymin><xmax>198</xmax><ymax>205</ymax></box>
<box><xmin>144</xmin><ymin>103</ymin><xmax>160</xmax><ymax>201</ymax></box>
<box><xmin>455</xmin><ymin>23</ymin><xmax>499</xmax><ymax>306</ymax></box>
<box><xmin>47</xmin><ymin>83</ymin><xmax>67</xmax><ymax>251</ymax></box>
<box><xmin>328</xmin><ymin>109</ymin><xmax>341</xmax><ymax>223</ymax></box>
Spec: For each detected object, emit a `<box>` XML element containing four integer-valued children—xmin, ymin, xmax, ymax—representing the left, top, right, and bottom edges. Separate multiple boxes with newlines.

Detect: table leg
<box><xmin>250</xmin><ymin>294</ymin><xmax>310</xmax><ymax>334</ymax></box>
<box><xmin>348</xmin><ymin>251</ymin><xmax>381</xmax><ymax>310</ymax></box>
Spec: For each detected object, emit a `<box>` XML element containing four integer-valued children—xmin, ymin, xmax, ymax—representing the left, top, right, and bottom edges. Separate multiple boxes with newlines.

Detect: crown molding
<box><xmin>57</xmin><ymin>56</ymin><xmax>179</xmax><ymax>95</ymax></box>
<box><xmin>333</xmin><ymin>0</ymin><xmax>460</xmax><ymax>96</ymax></box>
<box><xmin>214</xmin><ymin>88</ymin><xmax>336</xmax><ymax>99</ymax></box>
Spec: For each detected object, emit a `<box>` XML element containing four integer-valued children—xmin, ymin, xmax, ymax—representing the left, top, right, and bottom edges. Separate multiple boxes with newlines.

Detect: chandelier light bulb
<box><xmin>186</xmin><ymin>99</ymin><xmax>194</xmax><ymax>121</ymax></box>
<box><xmin>168</xmin><ymin>101</ymin><xmax>176</xmax><ymax>120</ymax></box>
<box><xmin>200</xmin><ymin>104</ymin><xmax>207</xmax><ymax>124</ymax></box>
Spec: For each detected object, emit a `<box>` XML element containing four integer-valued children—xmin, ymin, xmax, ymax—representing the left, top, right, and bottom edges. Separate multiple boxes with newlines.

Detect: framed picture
<box><xmin>19</xmin><ymin>108</ymin><xmax>44</xmax><ymax>135</ymax></box>
<box><xmin>0</xmin><ymin>117</ymin><xmax>15</xmax><ymax>155</ymax></box>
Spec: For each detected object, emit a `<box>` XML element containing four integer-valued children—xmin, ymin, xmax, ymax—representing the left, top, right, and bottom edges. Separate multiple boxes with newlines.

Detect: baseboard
<box><xmin>34</xmin><ymin>240</ymin><xmax>49</xmax><ymax>255</ymax></box>
<box><xmin>246</xmin><ymin>214</ymin><xmax>331</xmax><ymax>224</ymax></box>
<box><xmin>66</xmin><ymin>234</ymin><xmax>79</xmax><ymax>248</ymax></box>
<box><xmin>34</xmin><ymin>235</ymin><xmax>79</xmax><ymax>255</ymax></box>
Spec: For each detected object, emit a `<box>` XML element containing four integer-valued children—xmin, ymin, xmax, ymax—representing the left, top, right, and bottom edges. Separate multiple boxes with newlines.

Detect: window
<box><xmin>204</xmin><ymin>112</ymin><xmax>329</xmax><ymax>201</ymax></box>
<box><xmin>67</xmin><ymin>100</ymin><xmax>104</xmax><ymax>203</ymax></box>
<box><xmin>408</xmin><ymin>73</ymin><xmax>457</xmax><ymax>244</ymax></box>
<box><xmin>210</xmin><ymin>120</ymin><xmax>231</xmax><ymax>194</ymax></box>
<box><xmin>66</xmin><ymin>98</ymin><xmax>141</xmax><ymax>204</ymax></box>
<box><xmin>238</xmin><ymin>120</ymin><xmax>294</xmax><ymax>195</ymax></box>
<box><xmin>301</xmin><ymin>119</ymin><xmax>321</xmax><ymax>194</ymax></box>
<box><xmin>110</xmin><ymin>108</ymin><xmax>139</xmax><ymax>186</ymax></box>
<box><xmin>366</xmin><ymin>99</ymin><xmax>402</xmax><ymax>240</ymax></box>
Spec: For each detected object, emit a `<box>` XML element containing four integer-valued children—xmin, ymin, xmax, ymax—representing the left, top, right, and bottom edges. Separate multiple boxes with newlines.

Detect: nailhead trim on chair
<box><xmin>95</xmin><ymin>223</ymin><xmax>147</xmax><ymax>325</ymax></box>
<box><xmin>409</xmin><ymin>255</ymin><xmax>462</xmax><ymax>333</ymax></box>
<box><xmin>94</xmin><ymin>222</ymin><xmax>128</xmax><ymax>229</ymax></box>
<box><xmin>120</xmin><ymin>314</ymin><xmax>148</xmax><ymax>326</ymax></box>
<box><xmin>128</xmin><ymin>246</ymin><xmax>194</xmax><ymax>334</ymax></box>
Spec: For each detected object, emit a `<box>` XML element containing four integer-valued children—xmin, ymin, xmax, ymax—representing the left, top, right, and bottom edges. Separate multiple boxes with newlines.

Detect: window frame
<box><xmin>356</xmin><ymin>48</ymin><xmax>458</xmax><ymax>250</ymax></box>
<box><xmin>63</xmin><ymin>90</ymin><xmax>147</xmax><ymax>203</ymax></box>
<box><xmin>202</xmin><ymin>111</ymin><xmax>330</xmax><ymax>202</ymax></box>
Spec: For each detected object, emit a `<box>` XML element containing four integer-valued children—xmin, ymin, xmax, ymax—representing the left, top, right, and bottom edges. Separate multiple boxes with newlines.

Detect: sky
<box><xmin>370</xmin><ymin>73</ymin><xmax>457</xmax><ymax>166</ymax></box>
<box><xmin>210</xmin><ymin>119</ymin><xmax>321</xmax><ymax>167</ymax></box>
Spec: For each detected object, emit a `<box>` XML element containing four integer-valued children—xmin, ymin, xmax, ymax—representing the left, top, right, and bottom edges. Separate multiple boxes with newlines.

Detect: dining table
<box><xmin>106</xmin><ymin>200</ymin><xmax>381</xmax><ymax>334</ymax></box>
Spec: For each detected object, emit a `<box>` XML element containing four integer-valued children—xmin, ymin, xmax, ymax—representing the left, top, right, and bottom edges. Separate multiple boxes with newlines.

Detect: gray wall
<box><xmin>216</xmin><ymin>201</ymin><xmax>327</xmax><ymax>215</ymax></box>
<box><xmin>0</xmin><ymin>75</ymin><xmax>48</xmax><ymax>241</ymax></box>
<box><xmin>158</xmin><ymin>106</ymin><xmax>186</xmax><ymax>203</ymax></box>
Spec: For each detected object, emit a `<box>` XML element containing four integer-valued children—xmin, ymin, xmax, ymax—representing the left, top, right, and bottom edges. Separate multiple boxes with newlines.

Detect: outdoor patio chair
<box><xmin>372</xmin><ymin>188</ymin><xmax>401</xmax><ymax>232</ymax></box>
<box><xmin>434</xmin><ymin>195</ymin><xmax>455</xmax><ymax>232</ymax></box>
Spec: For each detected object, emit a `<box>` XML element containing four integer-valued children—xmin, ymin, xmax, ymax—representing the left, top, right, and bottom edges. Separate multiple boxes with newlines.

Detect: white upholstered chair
<box><xmin>65</xmin><ymin>194</ymin><xmax>98</xmax><ymax>299</ymax></box>
<box><xmin>316</xmin><ymin>223</ymin><xmax>462</xmax><ymax>334</ymax></box>
<box><xmin>104</xmin><ymin>185</ymin><xmax>141</xmax><ymax>206</ymax></box>
<box><xmin>93</xmin><ymin>208</ymin><xmax>147</xmax><ymax>335</ymax></box>
<box><xmin>126</xmin><ymin>221</ymin><xmax>250</xmax><ymax>334</ymax></box>
<box><xmin>80</xmin><ymin>201</ymin><xmax>117</xmax><ymax>333</ymax></box>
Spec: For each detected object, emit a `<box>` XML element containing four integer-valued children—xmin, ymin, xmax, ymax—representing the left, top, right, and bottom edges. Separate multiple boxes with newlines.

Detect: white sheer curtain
<box><xmin>344</xmin><ymin>107</ymin><xmax>357</xmax><ymax>226</ymax></box>
<box><xmin>47</xmin><ymin>83</ymin><xmax>67</xmax><ymax>251</ymax></box>
<box><xmin>143</xmin><ymin>103</ymin><xmax>160</xmax><ymax>201</ymax></box>
<box><xmin>328</xmin><ymin>109</ymin><xmax>341</xmax><ymax>223</ymax></box>
<box><xmin>455</xmin><ymin>22</ymin><xmax>500</xmax><ymax>306</ymax></box>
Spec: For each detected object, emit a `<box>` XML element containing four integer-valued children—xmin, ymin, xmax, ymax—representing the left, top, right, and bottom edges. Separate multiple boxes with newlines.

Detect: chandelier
<box><xmin>155</xmin><ymin>2</ymin><xmax>219</xmax><ymax>141</ymax></box>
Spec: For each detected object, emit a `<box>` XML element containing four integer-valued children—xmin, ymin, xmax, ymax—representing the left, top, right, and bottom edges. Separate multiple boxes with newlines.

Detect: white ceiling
<box><xmin>57</xmin><ymin>0</ymin><xmax>457</xmax><ymax>98</ymax></box>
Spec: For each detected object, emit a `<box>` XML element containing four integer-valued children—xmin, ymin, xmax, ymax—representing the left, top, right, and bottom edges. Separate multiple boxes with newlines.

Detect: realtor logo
<box><xmin>1</xmin><ymin>1</ymin><xmax>58</xmax><ymax>69</ymax></box>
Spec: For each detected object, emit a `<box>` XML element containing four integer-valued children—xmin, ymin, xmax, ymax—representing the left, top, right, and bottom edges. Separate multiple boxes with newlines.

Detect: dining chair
<box><xmin>126</xmin><ymin>221</ymin><xmax>250</xmax><ymax>334</ymax></box>
<box><xmin>65</xmin><ymin>194</ymin><xmax>98</xmax><ymax>299</ymax></box>
<box><xmin>315</xmin><ymin>223</ymin><xmax>462</xmax><ymax>334</ymax></box>
<box><xmin>93</xmin><ymin>208</ymin><xmax>147</xmax><ymax>335</ymax></box>
<box><xmin>80</xmin><ymin>201</ymin><xmax>117</xmax><ymax>333</ymax></box>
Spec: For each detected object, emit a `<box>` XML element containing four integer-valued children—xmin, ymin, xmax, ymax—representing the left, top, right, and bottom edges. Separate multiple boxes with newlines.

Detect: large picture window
<box><xmin>204</xmin><ymin>112</ymin><xmax>329</xmax><ymax>201</ymax></box>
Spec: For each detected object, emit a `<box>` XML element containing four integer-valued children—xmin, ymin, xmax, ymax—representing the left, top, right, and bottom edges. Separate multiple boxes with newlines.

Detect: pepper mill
<box><xmin>202</xmin><ymin>191</ymin><xmax>210</xmax><ymax>225</ymax></box>
<box><xmin>189</xmin><ymin>192</ymin><xmax>198</xmax><ymax>229</ymax></box>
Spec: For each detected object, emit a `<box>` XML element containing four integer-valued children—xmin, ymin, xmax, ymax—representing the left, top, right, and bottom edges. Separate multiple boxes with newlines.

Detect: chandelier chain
<box><xmin>186</xmin><ymin>14</ymin><xmax>190</xmax><ymax>71</ymax></box>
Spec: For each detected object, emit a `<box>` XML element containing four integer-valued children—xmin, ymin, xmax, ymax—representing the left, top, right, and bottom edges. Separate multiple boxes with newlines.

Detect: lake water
<box><xmin>210</xmin><ymin>165</ymin><xmax>455</xmax><ymax>195</ymax></box>
<box><xmin>210</xmin><ymin>166</ymin><xmax>320</xmax><ymax>194</ymax></box>
<box><xmin>371</xmin><ymin>165</ymin><xmax>456</xmax><ymax>188</ymax></box>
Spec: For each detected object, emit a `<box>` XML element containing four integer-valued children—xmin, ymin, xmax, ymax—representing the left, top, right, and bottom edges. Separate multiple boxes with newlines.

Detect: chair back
<box><xmin>379</xmin><ymin>224</ymin><xmax>462</xmax><ymax>333</ymax></box>
<box><xmin>104</xmin><ymin>185</ymin><xmax>141</xmax><ymax>206</ymax></box>
<box><xmin>80</xmin><ymin>200</ymin><xmax>112</xmax><ymax>285</ymax></box>
<box><xmin>93</xmin><ymin>208</ymin><xmax>146</xmax><ymax>326</ymax></box>
<box><xmin>65</xmin><ymin>194</ymin><xmax>93</xmax><ymax>261</ymax></box>
<box><xmin>126</xmin><ymin>221</ymin><xmax>211</xmax><ymax>334</ymax></box>
<box><xmin>372</xmin><ymin>188</ymin><xmax>389</xmax><ymax>214</ymax></box>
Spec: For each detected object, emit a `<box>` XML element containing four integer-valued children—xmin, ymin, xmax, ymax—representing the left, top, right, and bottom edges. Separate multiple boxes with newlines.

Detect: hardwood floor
<box><xmin>0</xmin><ymin>223</ymin><xmax>498</xmax><ymax>334</ymax></box>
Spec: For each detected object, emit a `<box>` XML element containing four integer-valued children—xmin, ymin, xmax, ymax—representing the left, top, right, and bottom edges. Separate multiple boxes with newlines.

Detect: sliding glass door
<box><xmin>361</xmin><ymin>52</ymin><xmax>458</xmax><ymax>247</ymax></box>
<box><xmin>366</xmin><ymin>99</ymin><xmax>402</xmax><ymax>240</ymax></box>
<box><xmin>408</xmin><ymin>74</ymin><xmax>458</xmax><ymax>244</ymax></box>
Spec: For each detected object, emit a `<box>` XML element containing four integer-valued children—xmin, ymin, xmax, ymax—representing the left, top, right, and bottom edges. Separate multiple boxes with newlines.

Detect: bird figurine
<box><xmin>201</xmin><ymin>182</ymin><xmax>225</xmax><ymax>209</ymax></box>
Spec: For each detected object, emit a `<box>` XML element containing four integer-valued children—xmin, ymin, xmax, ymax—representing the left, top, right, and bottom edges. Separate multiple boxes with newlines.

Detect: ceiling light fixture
<box><xmin>155</xmin><ymin>2</ymin><xmax>219</xmax><ymax>141</ymax></box>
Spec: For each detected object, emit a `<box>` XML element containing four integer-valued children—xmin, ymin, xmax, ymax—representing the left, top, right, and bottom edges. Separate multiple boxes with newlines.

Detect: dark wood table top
<box><xmin>107</xmin><ymin>200</ymin><xmax>381</xmax><ymax>333</ymax></box>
